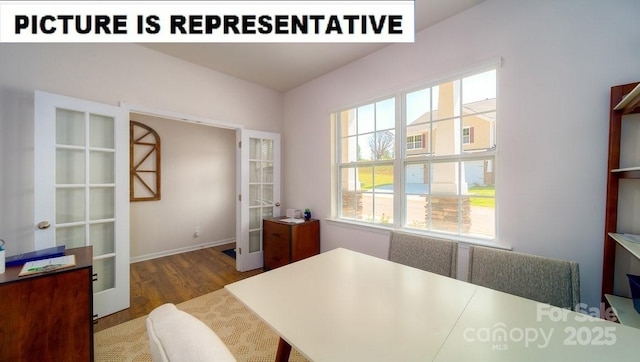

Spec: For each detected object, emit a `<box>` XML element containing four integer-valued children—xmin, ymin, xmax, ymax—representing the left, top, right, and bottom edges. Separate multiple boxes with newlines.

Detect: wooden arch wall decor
<box><xmin>130</xmin><ymin>121</ymin><xmax>161</xmax><ymax>201</ymax></box>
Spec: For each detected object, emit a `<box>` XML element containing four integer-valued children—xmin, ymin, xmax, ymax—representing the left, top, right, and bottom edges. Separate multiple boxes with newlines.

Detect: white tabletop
<box><xmin>226</xmin><ymin>247</ymin><xmax>640</xmax><ymax>361</ymax></box>
<box><xmin>435</xmin><ymin>286</ymin><xmax>640</xmax><ymax>361</ymax></box>
<box><xmin>226</xmin><ymin>247</ymin><xmax>477</xmax><ymax>361</ymax></box>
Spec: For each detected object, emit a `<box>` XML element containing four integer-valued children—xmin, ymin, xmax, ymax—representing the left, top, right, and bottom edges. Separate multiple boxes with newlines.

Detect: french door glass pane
<box><xmin>56</xmin><ymin>149</ymin><xmax>85</xmax><ymax>184</ymax></box>
<box><xmin>250</xmin><ymin>184</ymin><xmax>261</xmax><ymax>206</ymax></box>
<box><xmin>249</xmin><ymin>208</ymin><xmax>260</xmax><ymax>229</ymax></box>
<box><xmin>56</xmin><ymin>225</ymin><xmax>85</xmax><ymax>248</ymax></box>
<box><xmin>56</xmin><ymin>108</ymin><xmax>85</xmax><ymax>146</ymax></box>
<box><xmin>249</xmin><ymin>230</ymin><xmax>261</xmax><ymax>253</ymax></box>
<box><xmin>89</xmin><ymin>114</ymin><xmax>114</xmax><ymax>148</ymax></box>
<box><xmin>262</xmin><ymin>161</ymin><xmax>273</xmax><ymax>182</ymax></box>
<box><xmin>89</xmin><ymin>187</ymin><xmax>114</xmax><ymax>220</ymax></box>
<box><xmin>247</xmin><ymin>137</ymin><xmax>275</xmax><ymax>255</ymax></box>
<box><xmin>93</xmin><ymin>258</ymin><xmax>115</xmax><ymax>292</ymax></box>
<box><xmin>262</xmin><ymin>184</ymin><xmax>273</xmax><ymax>204</ymax></box>
<box><xmin>90</xmin><ymin>151</ymin><xmax>115</xmax><ymax>184</ymax></box>
<box><xmin>90</xmin><ymin>222</ymin><xmax>115</xmax><ymax>255</ymax></box>
<box><xmin>261</xmin><ymin>139</ymin><xmax>273</xmax><ymax>160</ymax></box>
<box><xmin>249</xmin><ymin>160</ymin><xmax>260</xmax><ymax>182</ymax></box>
<box><xmin>261</xmin><ymin>206</ymin><xmax>273</xmax><ymax>220</ymax></box>
<box><xmin>56</xmin><ymin>188</ymin><xmax>85</xmax><ymax>224</ymax></box>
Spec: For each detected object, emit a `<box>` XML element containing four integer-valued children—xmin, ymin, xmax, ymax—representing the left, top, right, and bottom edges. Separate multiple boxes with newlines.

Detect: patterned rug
<box><xmin>94</xmin><ymin>288</ymin><xmax>308</xmax><ymax>361</ymax></box>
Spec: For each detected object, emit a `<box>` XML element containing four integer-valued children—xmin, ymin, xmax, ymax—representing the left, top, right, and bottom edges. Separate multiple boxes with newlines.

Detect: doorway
<box><xmin>128</xmin><ymin>112</ymin><xmax>238</xmax><ymax>261</ymax></box>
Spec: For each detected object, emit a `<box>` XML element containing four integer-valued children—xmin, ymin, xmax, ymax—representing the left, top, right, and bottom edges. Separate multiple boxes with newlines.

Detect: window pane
<box><xmin>464</xmin><ymin>159</ymin><xmax>496</xmax><ymax>238</ymax></box>
<box><xmin>432</xmin><ymin>119</ymin><xmax>459</xmax><ymax>157</ymax></box>
<box><xmin>462</xmin><ymin>69</ymin><xmax>496</xmax><ymax>106</ymax></box>
<box><xmin>339</xmin><ymin>167</ymin><xmax>359</xmax><ymax>219</ymax></box>
<box><xmin>406</xmin><ymin>88</ymin><xmax>430</xmax><ymax>124</ymax></box>
<box><xmin>373</xmin><ymin>165</ymin><xmax>394</xmax><ymax>224</ymax></box>
<box><xmin>462</xmin><ymin>112</ymin><xmax>496</xmax><ymax>152</ymax></box>
<box><xmin>376</xmin><ymin>98</ymin><xmax>395</xmax><ymax>130</ymax></box>
<box><xmin>373</xmin><ymin>130</ymin><xmax>395</xmax><ymax>160</ymax></box>
<box><xmin>357</xmin><ymin>104</ymin><xmax>375</xmax><ymax>134</ymax></box>
<box><xmin>357</xmin><ymin>133</ymin><xmax>374</xmax><ymax>161</ymax></box>
<box><xmin>341</xmin><ymin>109</ymin><xmax>357</xmax><ymax>136</ymax></box>
<box><xmin>406</xmin><ymin>123</ymin><xmax>430</xmax><ymax>156</ymax></box>
<box><xmin>432</xmin><ymin>80</ymin><xmax>460</xmax><ymax>121</ymax></box>
<box><xmin>428</xmin><ymin>195</ymin><xmax>460</xmax><ymax>234</ymax></box>
<box><xmin>341</xmin><ymin>136</ymin><xmax>357</xmax><ymax>163</ymax></box>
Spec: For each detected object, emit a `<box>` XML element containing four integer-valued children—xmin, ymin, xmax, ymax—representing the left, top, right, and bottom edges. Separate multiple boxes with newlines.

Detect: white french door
<box><xmin>237</xmin><ymin>130</ymin><xmax>281</xmax><ymax>271</ymax></box>
<box><xmin>34</xmin><ymin>91</ymin><xmax>130</xmax><ymax>318</ymax></box>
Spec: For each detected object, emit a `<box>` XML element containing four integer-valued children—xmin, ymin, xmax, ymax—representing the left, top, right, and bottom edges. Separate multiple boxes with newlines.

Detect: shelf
<box><xmin>609</xmin><ymin>233</ymin><xmax>640</xmax><ymax>260</ymax></box>
<box><xmin>605</xmin><ymin>294</ymin><xmax>640</xmax><ymax>328</ymax></box>
<box><xmin>611</xmin><ymin>167</ymin><xmax>640</xmax><ymax>179</ymax></box>
<box><xmin>614</xmin><ymin>83</ymin><xmax>640</xmax><ymax>114</ymax></box>
<box><xmin>612</xmin><ymin>166</ymin><xmax>640</xmax><ymax>173</ymax></box>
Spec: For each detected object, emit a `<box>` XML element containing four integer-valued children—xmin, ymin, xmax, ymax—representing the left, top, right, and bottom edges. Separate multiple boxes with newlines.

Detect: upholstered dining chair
<box><xmin>388</xmin><ymin>231</ymin><xmax>458</xmax><ymax>278</ymax></box>
<box><xmin>467</xmin><ymin>245</ymin><xmax>580</xmax><ymax>309</ymax></box>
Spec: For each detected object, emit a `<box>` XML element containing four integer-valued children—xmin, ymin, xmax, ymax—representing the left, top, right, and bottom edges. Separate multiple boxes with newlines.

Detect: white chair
<box><xmin>146</xmin><ymin>303</ymin><xmax>236</xmax><ymax>362</ymax></box>
<box><xmin>388</xmin><ymin>231</ymin><xmax>458</xmax><ymax>278</ymax></box>
<box><xmin>467</xmin><ymin>245</ymin><xmax>580</xmax><ymax>309</ymax></box>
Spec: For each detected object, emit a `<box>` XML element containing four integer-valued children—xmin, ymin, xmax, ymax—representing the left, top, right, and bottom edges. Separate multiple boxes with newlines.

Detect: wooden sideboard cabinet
<box><xmin>0</xmin><ymin>246</ymin><xmax>94</xmax><ymax>361</ymax></box>
<box><xmin>263</xmin><ymin>217</ymin><xmax>320</xmax><ymax>271</ymax></box>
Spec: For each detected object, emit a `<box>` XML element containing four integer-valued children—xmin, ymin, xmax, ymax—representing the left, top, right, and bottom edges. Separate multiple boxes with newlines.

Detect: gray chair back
<box><xmin>388</xmin><ymin>231</ymin><xmax>458</xmax><ymax>278</ymax></box>
<box><xmin>467</xmin><ymin>245</ymin><xmax>580</xmax><ymax>309</ymax></box>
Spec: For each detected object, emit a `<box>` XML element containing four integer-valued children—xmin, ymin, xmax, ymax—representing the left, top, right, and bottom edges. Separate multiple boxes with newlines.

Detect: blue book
<box><xmin>5</xmin><ymin>245</ymin><xmax>66</xmax><ymax>267</ymax></box>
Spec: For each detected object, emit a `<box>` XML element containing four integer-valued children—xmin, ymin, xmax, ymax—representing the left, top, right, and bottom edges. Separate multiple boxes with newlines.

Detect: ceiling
<box><xmin>142</xmin><ymin>0</ymin><xmax>484</xmax><ymax>92</ymax></box>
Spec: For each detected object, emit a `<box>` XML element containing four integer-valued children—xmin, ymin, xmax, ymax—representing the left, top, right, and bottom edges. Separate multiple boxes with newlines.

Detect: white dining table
<box><xmin>225</xmin><ymin>247</ymin><xmax>640</xmax><ymax>361</ymax></box>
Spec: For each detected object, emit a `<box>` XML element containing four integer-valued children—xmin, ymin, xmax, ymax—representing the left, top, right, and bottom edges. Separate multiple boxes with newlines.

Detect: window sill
<box><xmin>323</xmin><ymin>218</ymin><xmax>512</xmax><ymax>250</ymax></box>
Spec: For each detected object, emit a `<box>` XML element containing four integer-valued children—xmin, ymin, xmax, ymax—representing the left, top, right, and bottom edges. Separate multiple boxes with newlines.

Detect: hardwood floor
<box><xmin>94</xmin><ymin>243</ymin><xmax>262</xmax><ymax>332</ymax></box>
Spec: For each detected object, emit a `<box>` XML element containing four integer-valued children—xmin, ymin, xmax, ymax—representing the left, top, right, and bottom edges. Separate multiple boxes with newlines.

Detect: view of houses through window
<box><xmin>335</xmin><ymin>67</ymin><xmax>497</xmax><ymax>240</ymax></box>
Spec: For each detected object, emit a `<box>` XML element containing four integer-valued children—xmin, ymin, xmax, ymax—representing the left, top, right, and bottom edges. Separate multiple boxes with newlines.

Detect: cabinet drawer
<box><xmin>263</xmin><ymin>221</ymin><xmax>291</xmax><ymax>270</ymax></box>
<box><xmin>264</xmin><ymin>222</ymin><xmax>291</xmax><ymax>243</ymax></box>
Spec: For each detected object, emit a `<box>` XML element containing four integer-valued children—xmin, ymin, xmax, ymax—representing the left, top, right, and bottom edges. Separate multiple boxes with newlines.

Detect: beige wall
<box><xmin>129</xmin><ymin>113</ymin><xmax>236</xmax><ymax>260</ymax></box>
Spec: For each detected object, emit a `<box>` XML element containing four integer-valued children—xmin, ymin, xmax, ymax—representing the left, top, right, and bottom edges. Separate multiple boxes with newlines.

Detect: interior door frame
<box><xmin>122</xmin><ymin>102</ymin><xmax>247</xmax><ymax>268</ymax></box>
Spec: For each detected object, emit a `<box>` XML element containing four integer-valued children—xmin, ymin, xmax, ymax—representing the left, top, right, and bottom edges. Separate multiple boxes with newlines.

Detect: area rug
<box><xmin>94</xmin><ymin>288</ymin><xmax>307</xmax><ymax>361</ymax></box>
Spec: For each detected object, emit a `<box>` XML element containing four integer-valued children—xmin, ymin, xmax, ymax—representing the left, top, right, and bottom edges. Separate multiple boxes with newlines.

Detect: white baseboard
<box><xmin>130</xmin><ymin>238</ymin><xmax>235</xmax><ymax>263</ymax></box>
